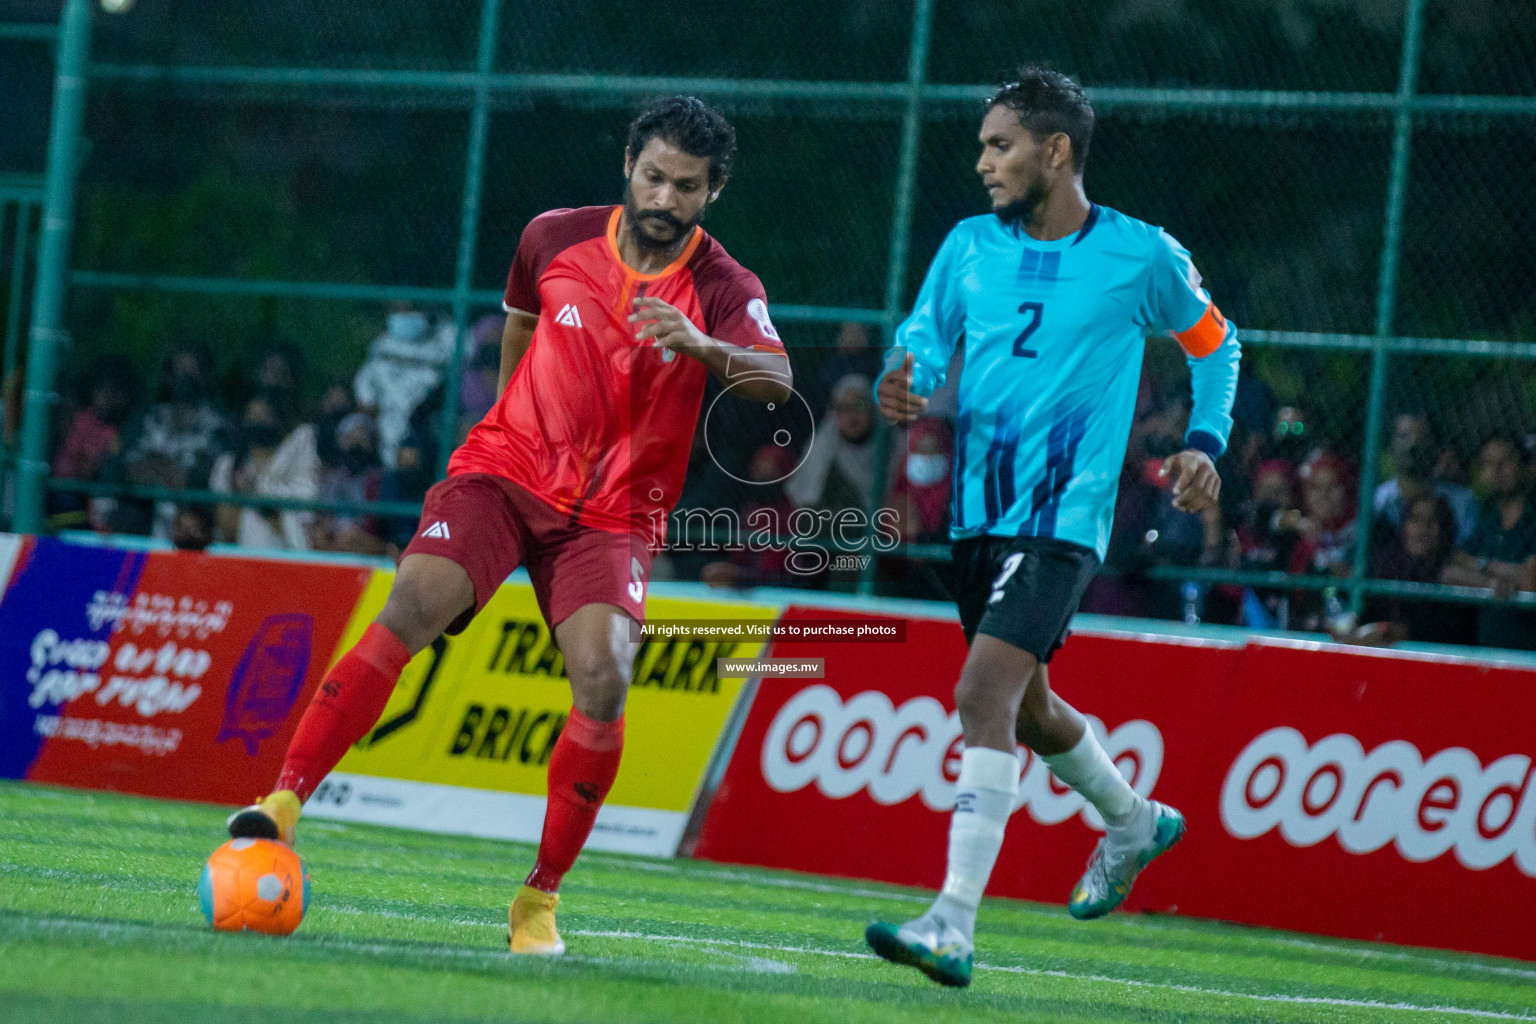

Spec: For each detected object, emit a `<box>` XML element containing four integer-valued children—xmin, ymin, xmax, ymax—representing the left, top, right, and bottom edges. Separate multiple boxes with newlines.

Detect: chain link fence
<box><xmin>2</xmin><ymin>0</ymin><xmax>1535</xmax><ymax>646</ymax></box>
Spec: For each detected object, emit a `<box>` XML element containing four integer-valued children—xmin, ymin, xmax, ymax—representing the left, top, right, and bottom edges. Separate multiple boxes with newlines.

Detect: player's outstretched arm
<box><xmin>629</xmin><ymin>296</ymin><xmax>791</xmax><ymax>404</ymax></box>
<box><xmin>498</xmin><ymin>309</ymin><xmax>539</xmax><ymax>395</ymax></box>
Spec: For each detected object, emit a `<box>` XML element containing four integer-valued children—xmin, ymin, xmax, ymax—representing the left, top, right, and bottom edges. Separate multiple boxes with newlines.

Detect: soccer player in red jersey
<box><xmin>226</xmin><ymin>97</ymin><xmax>791</xmax><ymax>954</ymax></box>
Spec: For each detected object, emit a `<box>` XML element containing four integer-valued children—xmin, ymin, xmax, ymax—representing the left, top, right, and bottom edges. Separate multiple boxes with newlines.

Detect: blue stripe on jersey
<box><xmin>981</xmin><ymin>418</ymin><xmax>1022</xmax><ymax>528</ymax></box>
<box><xmin>983</xmin><ymin>433</ymin><xmax>1002</xmax><ymax>523</ymax></box>
<box><xmin>998</xmin><ymin>422</ymin><xmax>1020</xmax><ymax>519</ymax></box>
<box><xmin>1024</xmin><ymin>405</ymin><xmax>1090</xmax><ymax>539</ymax></box>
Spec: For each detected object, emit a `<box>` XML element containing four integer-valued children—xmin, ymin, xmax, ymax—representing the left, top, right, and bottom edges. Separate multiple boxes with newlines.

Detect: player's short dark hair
<box><xmin>626</xmin><ymin>96</ymin><xmax>736</xmax><ymax>192</ymax></box>
<box><xmin>987</xmin><ymin>65</ymin><xmax>1095</xmax><ymax>172</ymax></box>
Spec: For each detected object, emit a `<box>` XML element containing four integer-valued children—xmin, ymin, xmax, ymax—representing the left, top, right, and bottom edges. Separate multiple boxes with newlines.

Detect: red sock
<box><xmin>525</xmin><ymin>709</ymin><xmax>624</xmax><ymax>893</ymax></box>
<box><xmin>274</xmin><ymin>623</ymin><xmax>411</xmax><ymax>802</ymax></box>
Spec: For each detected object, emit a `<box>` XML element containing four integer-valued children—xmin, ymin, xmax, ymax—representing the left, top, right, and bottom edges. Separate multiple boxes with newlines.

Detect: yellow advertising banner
<box><xmin>306</xmin><ymin>573</ymin><xmax>777</xmax><ymax>855</ymax></box>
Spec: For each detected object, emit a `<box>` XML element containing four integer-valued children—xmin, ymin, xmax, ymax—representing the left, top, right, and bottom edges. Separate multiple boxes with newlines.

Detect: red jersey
<box><xmin>450</xmin><ymin>205</ymin><xmax>784</xmax><ymax>538</ymax></box>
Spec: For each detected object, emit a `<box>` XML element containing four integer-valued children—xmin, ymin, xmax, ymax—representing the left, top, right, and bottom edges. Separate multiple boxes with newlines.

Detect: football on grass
<box><xmin>199</xmin><ymin>837</ymin><xmax>309</xmax><ymax>935</ymax></box>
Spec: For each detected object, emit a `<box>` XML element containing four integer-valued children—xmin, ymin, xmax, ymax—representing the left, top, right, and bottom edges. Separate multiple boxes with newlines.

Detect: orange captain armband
<box><xmin>1174</xmin><ymin>303</ymin><xmax>1229</xmax><ymax>358</ymax></box>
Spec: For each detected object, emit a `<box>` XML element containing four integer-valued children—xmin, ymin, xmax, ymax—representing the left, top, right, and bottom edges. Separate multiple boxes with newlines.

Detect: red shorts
<box><xmin>400</xmin><ymin>473</ymin><xmax>653</xmax><ymax>634</ymax></box>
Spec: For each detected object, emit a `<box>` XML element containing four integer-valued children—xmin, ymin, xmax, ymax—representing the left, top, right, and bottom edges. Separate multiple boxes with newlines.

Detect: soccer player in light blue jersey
<box><xmin>864</xmin><ymin>67</ymin><xmax>1239</xmax><ymax>987</ymax></box>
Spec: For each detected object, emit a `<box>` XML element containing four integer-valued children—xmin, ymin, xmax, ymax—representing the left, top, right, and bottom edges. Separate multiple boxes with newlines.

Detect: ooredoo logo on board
<box><xmin>759</xmin><ymin>684</ymin><xmax>1163</xmax><ymax>829</ymax></box>
<box><xmin>1220</xmin><ymin>727</ymin><xmax>1536</xmax><ymax>875</ymax></box>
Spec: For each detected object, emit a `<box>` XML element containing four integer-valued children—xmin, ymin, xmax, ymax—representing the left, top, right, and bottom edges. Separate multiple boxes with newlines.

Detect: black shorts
<box><xmin>953</xmin><ymin>535</ymin><xmax>1101</xmax><ymax>662</ymax></box>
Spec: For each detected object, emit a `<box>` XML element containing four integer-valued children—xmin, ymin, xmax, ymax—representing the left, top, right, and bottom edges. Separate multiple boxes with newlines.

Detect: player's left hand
<box><xmin>1161</xmin><ymin>449</ymin><xmax>1220</xmax><ymax>513</ymax></box>
<box><xmin>630</xmin><ymin>297</ymin><xmax>710</xmax><ymax>357</ymax></box>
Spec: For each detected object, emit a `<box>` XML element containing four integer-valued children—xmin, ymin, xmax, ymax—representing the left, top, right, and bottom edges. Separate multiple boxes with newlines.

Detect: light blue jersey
<box><xmin>884</xmin><ymin>205</ymin><xmax>1240</xmax><ymax>559</ymax></box>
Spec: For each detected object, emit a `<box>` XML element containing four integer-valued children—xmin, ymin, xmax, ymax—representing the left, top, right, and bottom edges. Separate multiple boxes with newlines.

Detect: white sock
<box><xmin>929</xmin><ymin>746</ymin><xmax>1019</xmax><ymax>942</ymax></box>
<box><xmin>1042</xmin><ymin>726</ymin><xmax>1143</xmax><ymax>829</ymax></box>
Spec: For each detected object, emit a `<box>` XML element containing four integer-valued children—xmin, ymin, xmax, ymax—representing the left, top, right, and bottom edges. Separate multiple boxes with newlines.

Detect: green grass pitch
<box><xmin>3</xmin><ymin>782</ymin><xmax>1533</xmax><ymax>1023</ymax></box>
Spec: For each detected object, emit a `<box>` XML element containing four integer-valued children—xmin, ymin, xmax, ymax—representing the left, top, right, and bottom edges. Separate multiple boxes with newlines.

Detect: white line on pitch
<box><xmin>242</xmin><ymin>892</ymin><xmax>1536</xmax><ymax>988</ymax></box>
<box><xmin>570</xmin><ymin>929</ymin><xmax>1536</xmax><ymax>1022</ymax></box>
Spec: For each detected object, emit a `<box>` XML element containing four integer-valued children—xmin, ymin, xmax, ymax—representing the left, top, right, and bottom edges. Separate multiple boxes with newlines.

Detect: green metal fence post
<box><xmin>438</xmin><ymin>0</ymin><xmax>502</xmax><ymax>478</ymax></box>
<box><xmin>14</xmin><ymin>0</ymin><xmax>92</xmax><ymax>535</ymax></box>
<box><xmin>1349</xmin><ymin>0</ymin><xmax>1428</xmax><ymax>615</ymax></box>
<box><xmin>859</xmin><ymin>0</ymin><xmax>935</xmax><ymax>596</ymax></box>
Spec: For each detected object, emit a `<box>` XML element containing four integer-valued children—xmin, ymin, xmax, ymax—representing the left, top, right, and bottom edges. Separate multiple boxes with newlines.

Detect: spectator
<box><xmin>353</xmin><ymin>304</ymin><xmax>454</xmax><ymax>469</ymax></box>
<box><xmin>313</xmin><ymin>381</ymin><xmax>356</xmax><ymax>470</ymax></box>
<box><xmin>887</xmin><ymin>417</ymin><xmax>953</xmax><ymax>543</ymax></box>
<box><xmin>1435</xmin><ymin>442</ymin><xmax>1471</xmax><ymax>488</ymax></box>
<box><xmin>812</xmin><ymin>323</ymin><xmax>883</xmax><ymax>416</ymax></box>
<box><xmin>1235</xmin><ymin>460</ymin><xmax>1299</xmax><ymax>569</ymax></box>
<box><xmin>1230</xmin><ymin>458</ymin><xmax>1300</xmax><ymax>628</ymax></box>
<box><xmin>52</xmin><ymin>356</ymin><xmax>138</xmax><ymax>483</ymax></box>
<box><xmin>459</xmin><ymin>314</ymin><xmax>505</xmax><ymax>436</ymax></box>
<box><xmin>309</xmin><ymin>413</ymin><xmax>388</xmax><ymax>555</ymax></box>
<box><xmin>1281</xmin><ymin>451</ymin><xmax>1358</xmax><ymax>631</ymax></box>
<box><xmin>1285</xmin><ymin>451</ymin><xmax>1358</xmax><ymax>577</ymax></box>
<box><xmin>1346</xmin><ymin>494</ymin><xmax>1474</xmax><ymax>646</ymax></box>
<box><xmin>786</xmin><ymin>373</ymin><xmax>876</xmax><ymax>514</ymax></box>
<box><xmin>170</xmin><ymin>504</ymin><xmax>215</xmax><ymax>552</ymax></box>
<box><xmin>109</xmin><ymin>343</ymin><xmax>234</xmax><ymax>538</ymax></box>
<box><xmin>209</xmin><ymin>390</ymin><xmax>321</xmax><ymax>550</ymax></box>
<box><xmin>253</xmin><ymin>339</ymin><xmax>306</xmax><ymax>407</ymax></box>
<box><xmin>49</xmin><ymin>355</ymin><xmax>139</xmax><ymax>530</ymax></box>
<box><xmin>1373</xmin><ymin>410</ymin><xmax>1476</xmax><ymax>545</ymax></box>
<box><xmin>786</xmin><ymin>373</ymin><xmax>878</xmax><ymax>591</ymax></box>
<box><xmin>1271</xmin><ymin>404</ymin><xmax>1313</xmax><ymax>465</ymax></box>
<box><xmin>1442</xmin><ymin>434</ymin><xmax>1536</xmax><ymax>650</ymax></box>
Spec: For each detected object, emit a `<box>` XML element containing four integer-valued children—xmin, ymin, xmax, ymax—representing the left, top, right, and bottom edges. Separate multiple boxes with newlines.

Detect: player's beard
<box><xmin>993</xmin><ymin>179</ymin><xmax>1051</xmax><ymax>230</ymax></box>
<box><xmin>992</xmin><ymin>155</ymin><xmax>1052</xmax><ymax>230</ymax></box>
<box><xmin>622</xmin><ymin>179</ymin><xmax>704</xmax><ymax>253</ymax></box>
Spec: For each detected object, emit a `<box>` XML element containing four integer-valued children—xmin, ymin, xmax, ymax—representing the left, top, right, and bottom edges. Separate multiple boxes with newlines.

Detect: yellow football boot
<box><xmin>509</xmin><ymin>885</ymin><xmax>566</xmax><ymax>956</ymax></box>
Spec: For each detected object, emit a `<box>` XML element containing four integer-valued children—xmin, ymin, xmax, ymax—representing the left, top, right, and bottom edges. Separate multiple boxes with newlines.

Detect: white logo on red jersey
<box><xmin>555</xmin><ymin>303</ymin><xmax>583</xmax><ymax>328</ymax></box>
<box><xmin>422</xmin><ymin>521</ymin><xmax>451</xmax><ymax>540</ymax></box>
<box><xmin>746</xmin><ymin>298</ymin><xmax>779</xmax><ymax>342</ymax></box>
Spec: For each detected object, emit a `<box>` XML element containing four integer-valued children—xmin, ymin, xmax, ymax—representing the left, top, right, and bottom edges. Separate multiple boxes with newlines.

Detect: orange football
<box><xmin>198</xmin><ymin>837</ymin><xmax>309</xmax><ymax>935</ymax></box>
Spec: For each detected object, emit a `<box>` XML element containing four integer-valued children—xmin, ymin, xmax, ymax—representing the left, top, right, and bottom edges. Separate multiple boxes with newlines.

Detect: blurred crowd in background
<box><xmin>40</xmin><ymin>303</ymin><xmax>479</xmax><ymax>557</ymax></box>
<box><xmin>32</xmin><ymin>308</ymin><xmax>1536</xmax><ymax>652</ymax></box>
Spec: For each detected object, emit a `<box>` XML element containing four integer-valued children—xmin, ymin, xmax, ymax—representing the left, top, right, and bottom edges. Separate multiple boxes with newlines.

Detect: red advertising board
<box><xmin>693</xmin><ymin>606</ymin><xmax>1536</xmax><ymax>961</ymax></box>
<box><xmin>11</xmin><ymin>543</ymin><xmax>372</xmax><ymax>805</ymax></box>
<box><xmin>1163</xmin><ymin>638</ymin><xmax>1536</xmax><ymax>956</ymax></box>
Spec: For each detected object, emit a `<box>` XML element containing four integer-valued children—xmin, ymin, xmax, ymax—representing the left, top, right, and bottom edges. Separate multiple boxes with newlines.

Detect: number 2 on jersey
<box><xmin>1012</xmin><ymin>301</ymin><xmax>1045</xmax><ymax>358</ymax></box>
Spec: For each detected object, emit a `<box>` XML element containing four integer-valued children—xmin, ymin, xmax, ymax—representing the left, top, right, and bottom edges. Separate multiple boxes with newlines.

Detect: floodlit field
<box><xmin>3</xmin><ymin>782</ymin><xmax>1532</xmax><ymax>1024</ymax></box>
